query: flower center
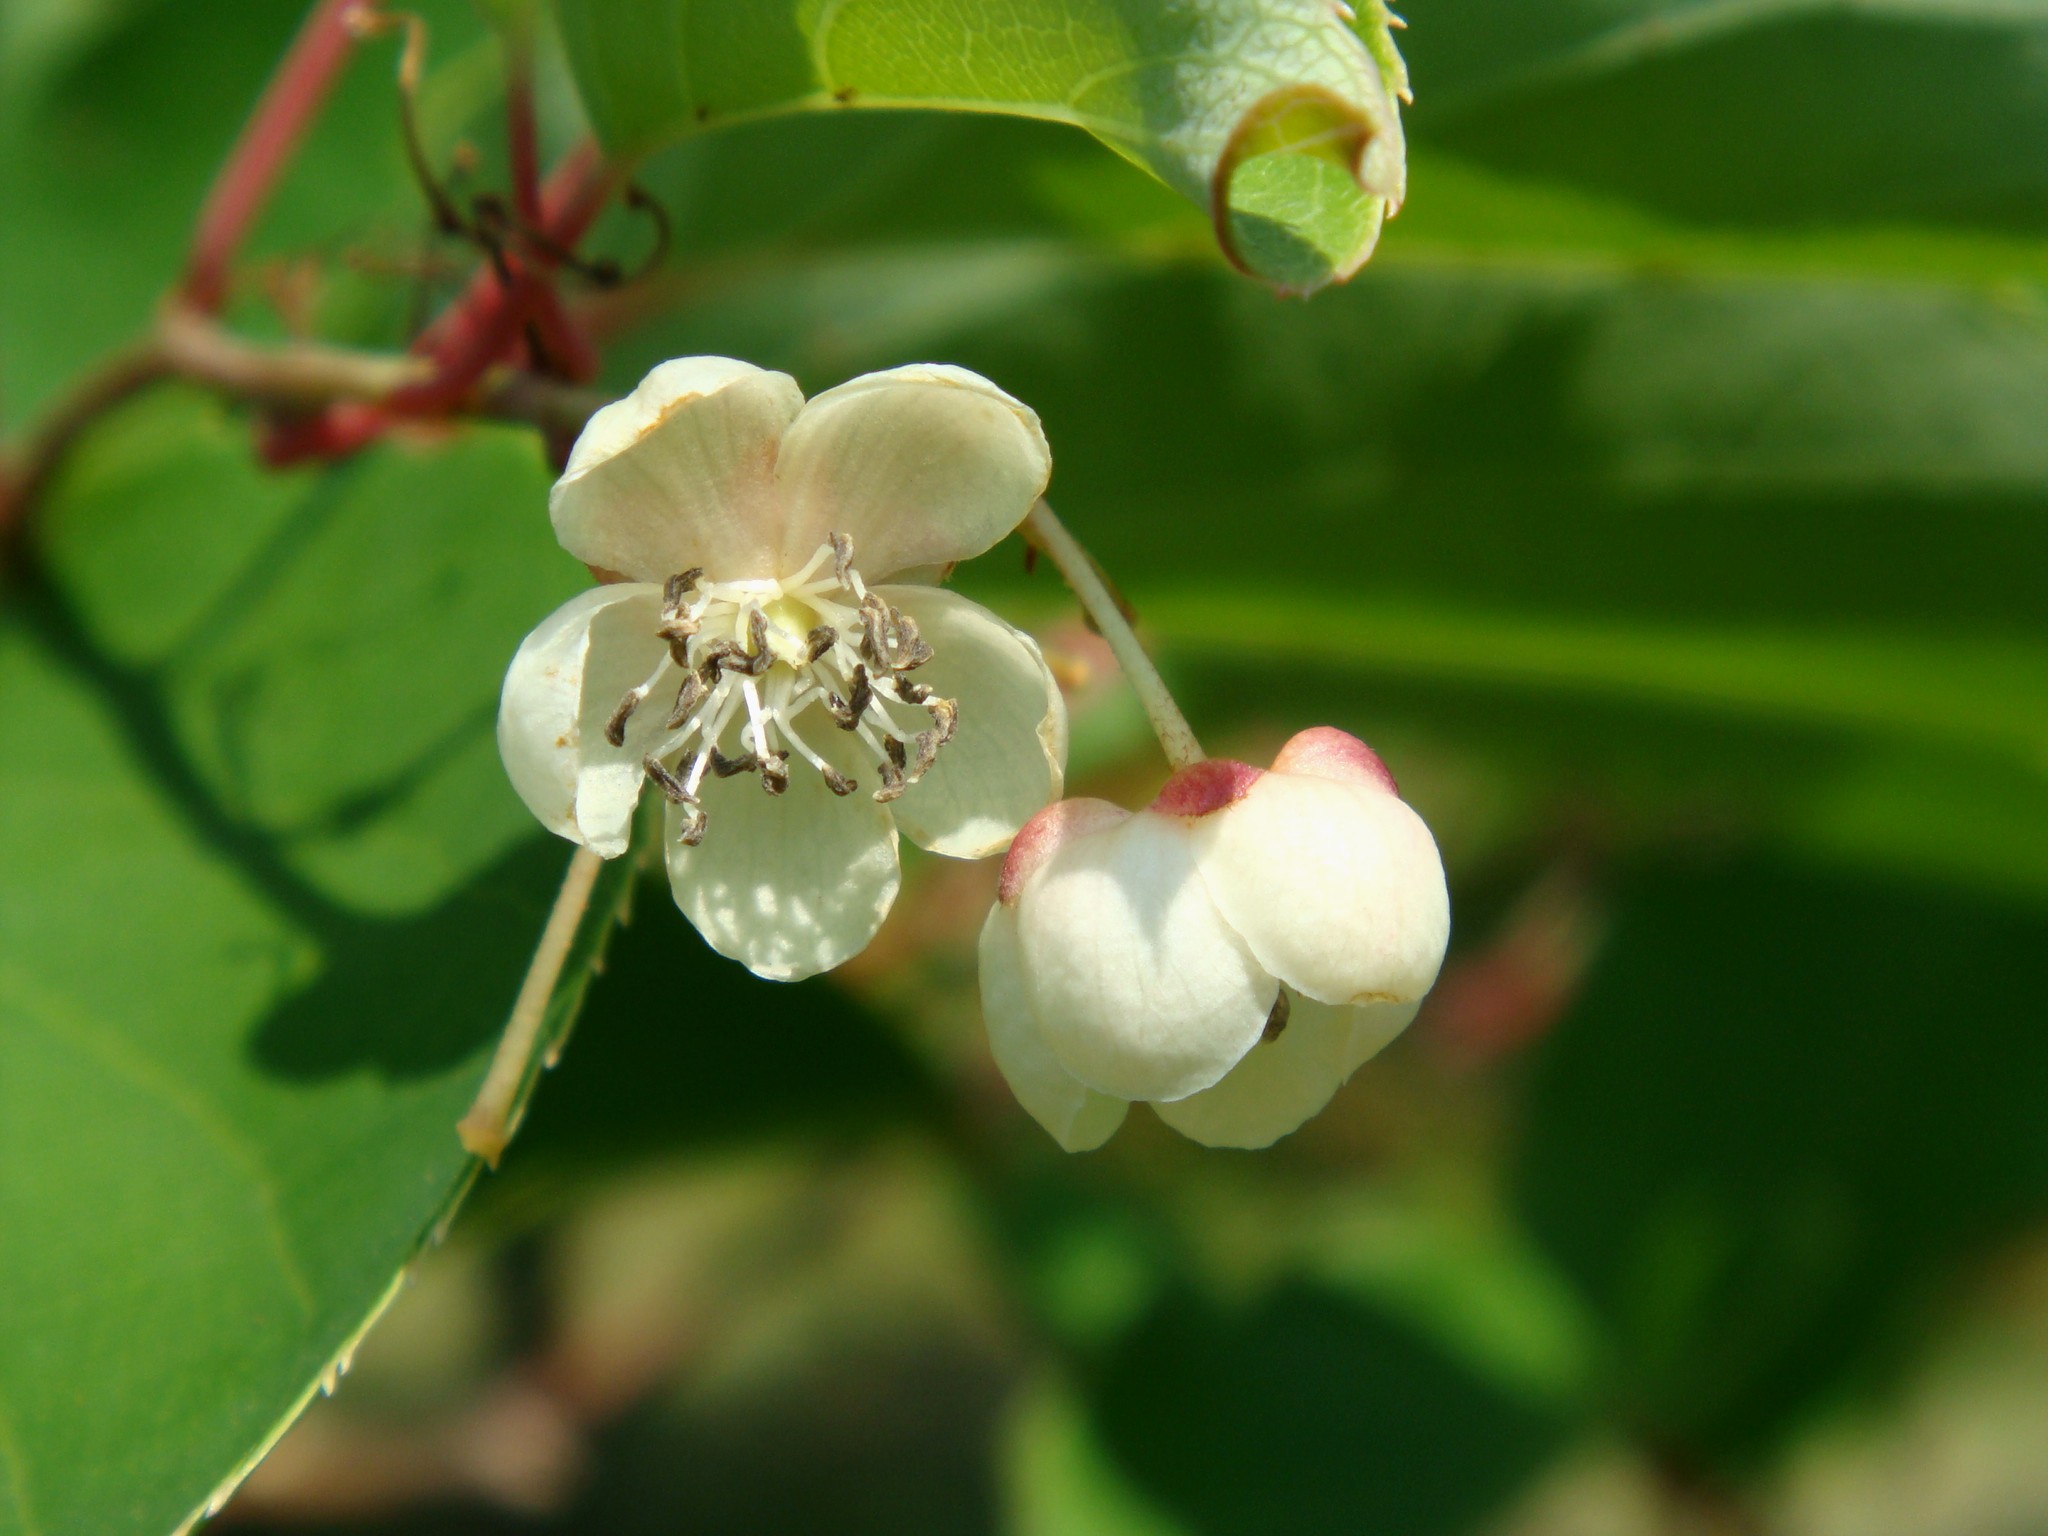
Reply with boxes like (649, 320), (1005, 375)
(603, 533), (957, 846)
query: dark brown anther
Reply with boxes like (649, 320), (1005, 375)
(926, 696), (958, 747)
(830, 532), (856, 588)
(697, 639), (744, 681)
(604, 689), (643, 748)
(873, 754), (906, 803)
(667, 636), (694, 668)
(909, 729), (943, 780)
(892, 677), (932, 705)
(675, 801), (708, 846)
(1262, 991), (1291, 1042)
(663, 568), (704, 611)
(845, 664), (872, 725)
(709, 747), (761, 778)
(666, 671), (707, 728)
(760, 751), (790, 796)
(657, 612), (701, 644)
(643, 754), (692, 804)
(883, 735), (908, 771)
(804, 625), (837, 663)
(891, 610), (933, 671)
(822, 766), (857, 797)
(859, 593), (892, 670)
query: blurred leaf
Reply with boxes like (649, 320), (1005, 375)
(0, 390), (629, 1535)
(1513, 858), (2048, 1467)
(1084, 1281), (1563, 1536)
(1400, 0), (2048, 230)
(551, 0), (1407, 292)
(506, 869), (943, 1175)
(0, 0), (494, 430)
(608, 179), (2048, 893)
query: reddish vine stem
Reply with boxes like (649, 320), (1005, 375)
(263, 138), (613, 464)
(0, 345), (174, 560)
(504, 28), (545, 230)
(181, 0), (380, 314)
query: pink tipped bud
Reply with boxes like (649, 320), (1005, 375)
(1149, 758), (1263, 817)
(998, 797), (1128, 905)
(1270, 726), (1397, 794)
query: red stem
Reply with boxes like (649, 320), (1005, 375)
(182, 0), (377, 314)
(262, 139), (613, 464)
(505, 44), (544, 230)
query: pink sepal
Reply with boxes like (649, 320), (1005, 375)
(1270, 726), (1397, 794)
(1149, 759), (1263, 818)
(997, 798), (1128, 905)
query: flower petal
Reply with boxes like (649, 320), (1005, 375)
(1153, 995), (1416, 1149)
(550, 357), (804, 582)
(979, 906), (1128, 1151)
(664, 759), (901, 982)
(497, 582), (667, 857)
(879, 586), (1066, 859)
(1191, 770), (1450, 1007)
(773, 364), (1050, 577)
(1016, 811), (1273, 1103)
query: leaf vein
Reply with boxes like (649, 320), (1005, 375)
(0, 962), (318, 1321)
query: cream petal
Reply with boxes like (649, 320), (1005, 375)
(497, 582), (666, 857)
(878, 586), (1066, 860)
(978, 907), (1128, 1151)
(1190, 770), (1450, 1008)
(1153, 995), (1417, 1149)
(1015, 811), (1273, 1103)
(663, 757), (901, 982)
(550, 357), (804, 582)
(773, 364), (1050, 577)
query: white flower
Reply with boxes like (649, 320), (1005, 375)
(499, 357), (1068, 982)
(979, 728), (1450, 1150)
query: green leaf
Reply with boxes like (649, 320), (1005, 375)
(0, 0), (496, 430)
(1512, 859), (2048, 1466)
(0, 391), (628, 1535)
(550, 0), (1407, 293)
(1084, 1281), (1563, 1536)
(607, 156), (2048, 896)
(1400, 0), (2048, 230)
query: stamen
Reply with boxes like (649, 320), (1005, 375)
(892, 610), (934, 671)
(665, 670), (707, 729)
(643, 754), (693, 804)
(760, 751), (790, 796)
(741, 678), (772, 759)
(778, 710), (858, 797)
(663, 568), (704, 610)
(841, 664), (873, 729)
(787, 543), (833, 587)
(1262, 991), (1291, 1042)
(697, 639), (745, 681)
(874, 751), (906, 803)
(804, 625), (837, 663)
(830, 532), (864, 597)
(674, 799), (707, 846)
(604, 688), (644, 748)
(709, 747), (760, 778)
(890, 676), (932, 705)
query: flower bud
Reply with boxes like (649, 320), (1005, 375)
(978, 728), (1450, 1149)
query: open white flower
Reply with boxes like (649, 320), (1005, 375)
(979, 728), (1450, 1150)
(499, 356), (1067, 982)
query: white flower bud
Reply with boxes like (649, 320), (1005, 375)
(978, 728), (1450, 1149)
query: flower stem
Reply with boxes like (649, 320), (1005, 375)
(181, 0), (377, 314)
(1023, 499), (1204, 771)
(457, 844), (606, 1167)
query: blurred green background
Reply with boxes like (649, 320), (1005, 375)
(3, 2), (2046, 1533)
